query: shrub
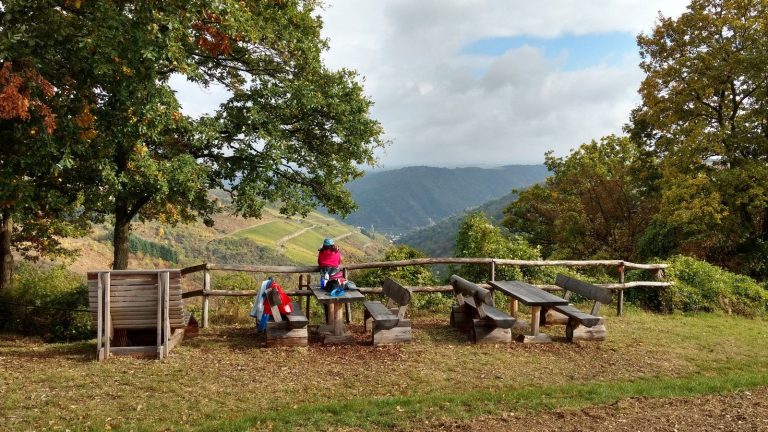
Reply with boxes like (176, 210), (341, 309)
(454, 211), (542, 282)
(209, 272), (260, 324)
(627, 255), (768, 317)
(0, 264), (93, 341)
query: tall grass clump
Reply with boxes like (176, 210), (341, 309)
(627, 255), (768, 317)
(0, 264), (92, 341)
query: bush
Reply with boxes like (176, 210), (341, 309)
(0, 264), (93, 341)
(627, 255), (768, 317)
(454, 211), (542, 282)
(209, 272), (260, 324)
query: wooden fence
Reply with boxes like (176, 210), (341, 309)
(180, 258), (671, 328)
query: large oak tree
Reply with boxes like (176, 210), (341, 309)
(2, 0), (384, 272)
(630, 0), (768, 276)
(0, 2), (94, 291)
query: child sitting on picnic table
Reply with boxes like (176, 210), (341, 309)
(318, 238), (343, 291)
(317, 238), (358, 293)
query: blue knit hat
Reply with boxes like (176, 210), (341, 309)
(323, 238), (334, 247)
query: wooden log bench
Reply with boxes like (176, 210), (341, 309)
(545, 274), (612, 342)
(363, 278), (412, 345)
(449, 275), (515, 343)
(264, 287), (309, 347)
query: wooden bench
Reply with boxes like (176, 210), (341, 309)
(449, 275), (515, 343)
(264, 287), (309, 347)
(87, 270), (185, 361)
(546, 274), (612, 342)
(363, 278), (412, 345)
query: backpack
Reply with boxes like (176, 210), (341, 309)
(263, 280), (293, 316)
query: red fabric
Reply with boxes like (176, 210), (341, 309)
(317, 249), (341, 267)
(263, 282), (293, 316)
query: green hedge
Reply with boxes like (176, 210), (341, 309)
(0, 264), (93, 341)
(627, 255), (768, 317)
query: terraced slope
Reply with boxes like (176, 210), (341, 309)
(230, 210), (386, 264)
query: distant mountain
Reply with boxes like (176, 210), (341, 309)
(340, 165), (548, 235)
(396, 190), (520, 258)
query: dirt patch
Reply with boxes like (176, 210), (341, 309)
(417, 387), (768, 431)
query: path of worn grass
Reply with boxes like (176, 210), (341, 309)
(1, 307), (767, 431)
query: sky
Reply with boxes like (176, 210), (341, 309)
(172, 0), (690, 168)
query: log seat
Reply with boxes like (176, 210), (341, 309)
(363, 278), (412, 345)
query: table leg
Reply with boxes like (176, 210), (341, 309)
(515, 305), (552, 344)
(510, 299), (518, 318)
(530, 306), (540, 336)
(332, 303), (344, 336)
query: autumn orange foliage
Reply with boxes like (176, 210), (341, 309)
(0, 62), (57, 134)
(191, 12), (232, 57)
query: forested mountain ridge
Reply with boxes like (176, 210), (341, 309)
(397, 190), (519, 257)
(339, 165), (548, 235)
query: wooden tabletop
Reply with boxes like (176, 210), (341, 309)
(488, 280), (569, 306)
(310, 286), (365, 304)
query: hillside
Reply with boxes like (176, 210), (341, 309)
(397, 190), (519, 257)
(339, 165), (548, 235)
(56, 207), (390, 274)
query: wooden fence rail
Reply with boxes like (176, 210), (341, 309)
(180, 258), (671, 328)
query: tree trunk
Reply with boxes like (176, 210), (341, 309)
(0, 210), (13, 292)
(113, 206), (131, 270)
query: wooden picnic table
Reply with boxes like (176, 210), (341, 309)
(310, 286), (364, 344)
(488, 280), (569, 343)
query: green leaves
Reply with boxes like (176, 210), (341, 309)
(631, 0), (768, 277)
(503, 135), (658, 261)
(3, 0), (384, 269)
(455, 211), (540, 282)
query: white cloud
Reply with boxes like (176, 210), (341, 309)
(319, 0), (689, 167)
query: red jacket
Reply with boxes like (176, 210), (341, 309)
(263, 281), (293, 316)
(317, 248), (341, 267)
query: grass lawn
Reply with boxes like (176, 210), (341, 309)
(1, 307), (767, 431)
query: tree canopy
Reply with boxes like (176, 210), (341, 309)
(455, 211), (540, 282)
(0, 0), (384, 272)
(502, 0), (768, 279)
(503, 135), (659, 261)
(630, 0), (768, 277)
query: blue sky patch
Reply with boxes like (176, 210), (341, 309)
(462, 32), (638, 71)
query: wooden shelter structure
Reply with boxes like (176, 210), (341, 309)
(88, 270), (186, 361)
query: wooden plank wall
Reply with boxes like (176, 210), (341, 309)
(87, 271), (184, 329)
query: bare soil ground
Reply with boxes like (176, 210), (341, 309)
(417, 387), (768, 431)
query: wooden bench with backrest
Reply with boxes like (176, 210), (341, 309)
(449, 275), (516, 343)
(363, 278), (412, 345)
(546, 274), (612, 342)
(88, 270), (187, 361)
(263, 286), (309, 347)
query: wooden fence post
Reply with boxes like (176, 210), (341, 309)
(97, 272), (104, 361)
(157, 272), (163, 359)
(104, 272), (111, 360)
(617, 263), (625, 317)
(163, 271), (170, 359)
(202, 269), (210, 328)
(488, 261), (496, 306)
(490, 261), (496, 282)
(343, 268), (351, 324)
